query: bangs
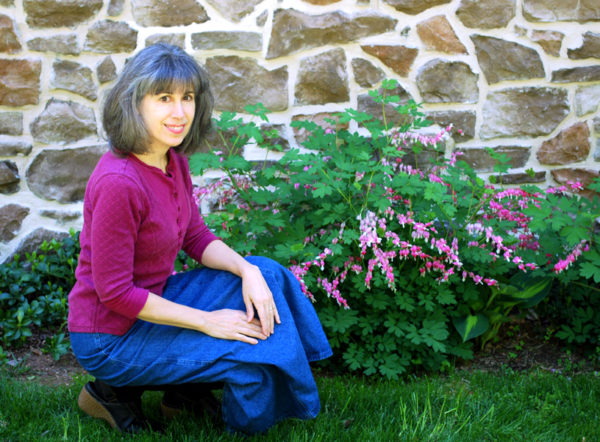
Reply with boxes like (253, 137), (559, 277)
(143, 57), (202, 96)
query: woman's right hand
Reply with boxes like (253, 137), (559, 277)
(201, 309), (268, 344)
(137, 293), (268, 345)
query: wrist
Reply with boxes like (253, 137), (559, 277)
(238, 261), (259, 279)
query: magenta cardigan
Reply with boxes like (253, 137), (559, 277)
(68, 149), (217, 335)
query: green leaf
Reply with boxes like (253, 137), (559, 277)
(452, 313), (490, 342)
(313, 185), (333, 198)
(499, 273), (553, 308)
(188, 152), (222, 175)
(290, 243), (305, 253)
(560, 225), (588, 246)
(579, 261), (600, 283)
(243, 103), (270, 121)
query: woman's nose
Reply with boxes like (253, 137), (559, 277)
(172, 100), (185, 117)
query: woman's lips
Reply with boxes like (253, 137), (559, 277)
(165, 124), (186, 134)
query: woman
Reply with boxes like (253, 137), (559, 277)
(68, 43), (332, 435)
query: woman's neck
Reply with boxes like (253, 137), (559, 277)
(133, 149), (170, 173)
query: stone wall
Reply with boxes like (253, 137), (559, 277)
(1, 0), (600, 262)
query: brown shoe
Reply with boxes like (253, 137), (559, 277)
(78, 381), (154, 433)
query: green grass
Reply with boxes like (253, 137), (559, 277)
(0, 368), (598, 441)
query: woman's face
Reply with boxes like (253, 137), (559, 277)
(139, 88), (196, 155)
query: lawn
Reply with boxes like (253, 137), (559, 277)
(1, 365), (598, 441)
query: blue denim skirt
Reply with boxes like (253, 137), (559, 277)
(70, 256), (332, 434)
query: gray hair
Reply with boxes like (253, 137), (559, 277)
(102, 43), (213, 155)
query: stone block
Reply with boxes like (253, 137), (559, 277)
(360, 45), (418, 77)
(530, 30), (563, 57)
(205, 0), (262, 22)
(417, 15), (467, 54)
(383, 0), (451, 15)
(256, 10), (268, 27)
(206, 56), (288, 112)
(26, 144), (106, 203)
(96, 56), (117, 84)
(457, 0), (516, 29)
(551, 66), (600, 83)
(107, 0), (124, 16)
(267, 9), (397, 59)
(26, 34), (80, 55)
(492, 171), (546, 184)
(352, 58), (385, 88)
(39, 209), (81, 224)
(523, 0), (600, 23)
(0, 15), (21, 53)
(0, 59), (41, 106)
(456, 146), (531, 172)
(51, 59), (97, 101)
(132, 0), (209, 27)
(0, 160), (19, 194)
(11, 228), (70, 258)
(481, 87), (568, 139)
(145, 34), (185, 48)
(84, 20), (138, 53)
(30, 99), (97, 145)
(292, 112), (349, 146)
(471, 35), (544, 84)
(0, 141), (32, 156)
(0, 204), (29, 242)
(295, 48), (349, 105)
(537, 122), (591, 165)
(24, 0), (103, 28)
(426, 110), (476, 142)
(574, 85), (600, 117)
(551, 168), (600, 199)
(0, 112), (22, 135)
(568, 32), (600, 60)
(416, 59), (478, 103)
(192, 31), (262, 52)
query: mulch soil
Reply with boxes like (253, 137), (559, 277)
(4, 319), (597, 387)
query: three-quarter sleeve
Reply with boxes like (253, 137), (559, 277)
(88, 174), (150, 319)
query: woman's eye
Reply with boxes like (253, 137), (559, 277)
(184, 94), (194, 101)
(159, 95), (170, 102)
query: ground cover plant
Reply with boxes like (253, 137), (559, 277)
(0, 232), (79, 363)
(190, 80), (600, 378)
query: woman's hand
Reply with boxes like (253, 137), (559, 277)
(199, 240), (282, 337)
(137, 294), (268, 344)
(202, 309), (268, 344)
(241, 264), (281, 336)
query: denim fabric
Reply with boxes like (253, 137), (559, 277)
(70, 256), (332, 434)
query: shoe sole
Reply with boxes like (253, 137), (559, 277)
(78, 384), (118, 430)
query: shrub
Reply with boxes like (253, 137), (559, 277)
(0, 230), (79, 360)
(190, 80), (600, 378)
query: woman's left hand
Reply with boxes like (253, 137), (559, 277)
(241, 264), (281, 336)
